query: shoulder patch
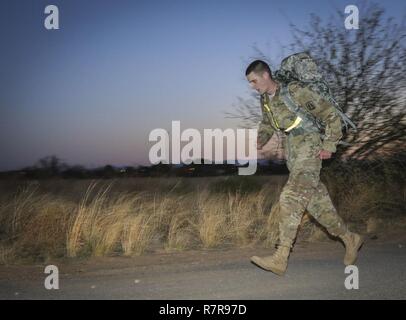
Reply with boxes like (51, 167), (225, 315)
(305, 101), (316, 111)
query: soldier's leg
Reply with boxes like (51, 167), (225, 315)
(306, 181), (364, 265)
(251, 134), (321, 274)
(251, 159), (321, 274)
(278, 158), (322, 247)
(306, 181), (347, 237)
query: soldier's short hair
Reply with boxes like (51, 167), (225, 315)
(245, 60), (272, 78)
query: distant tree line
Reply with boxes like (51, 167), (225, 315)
(1, 150), (404, 180)
(0, 155), (289, 179)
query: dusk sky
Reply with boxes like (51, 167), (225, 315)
(1, 0), (404, 170)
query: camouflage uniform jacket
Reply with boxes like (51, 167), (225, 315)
(258, 81), (343, 153)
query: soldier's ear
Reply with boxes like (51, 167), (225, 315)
(264, 71), (273, 81)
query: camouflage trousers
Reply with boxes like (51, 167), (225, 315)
(278, 132), (347, 248)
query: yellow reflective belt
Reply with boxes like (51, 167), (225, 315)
(263, 102), (280, 130)
(285, 116), (302, 132)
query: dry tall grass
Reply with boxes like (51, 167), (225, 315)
(0, 163), (404, 264)
(198, 190), (228, 248)
(0, 184), (74, 261)
(67, 182), (160, 257)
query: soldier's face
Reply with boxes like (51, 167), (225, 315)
(247, 71), (271, 94)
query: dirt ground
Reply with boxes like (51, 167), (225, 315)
(1, 226), (405, 300)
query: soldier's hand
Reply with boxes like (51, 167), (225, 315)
(318, 149), (332, 160)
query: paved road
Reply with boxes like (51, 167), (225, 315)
(1, 238), (405, 300)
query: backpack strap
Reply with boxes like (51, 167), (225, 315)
(279, 84), (321, 134)
(298, 80), (358, 132)
(280, 84), (354, 146)
(331, 101), (358, 131)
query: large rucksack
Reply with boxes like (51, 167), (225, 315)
(274, 52), (357, 134)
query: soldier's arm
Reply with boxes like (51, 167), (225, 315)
(288, 83), (343, 153)
(257, 96), (275, 148)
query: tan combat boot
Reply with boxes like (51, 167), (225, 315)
(250, 245), (290, 276)
(340, 231), (364, 265)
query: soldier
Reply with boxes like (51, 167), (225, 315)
(246, 60), (364, 276)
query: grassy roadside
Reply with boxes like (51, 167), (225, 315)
(0, 161), (404, 264)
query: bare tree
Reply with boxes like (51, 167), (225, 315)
(36, 155), (67, 176)
(229, 3), (406, 160)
